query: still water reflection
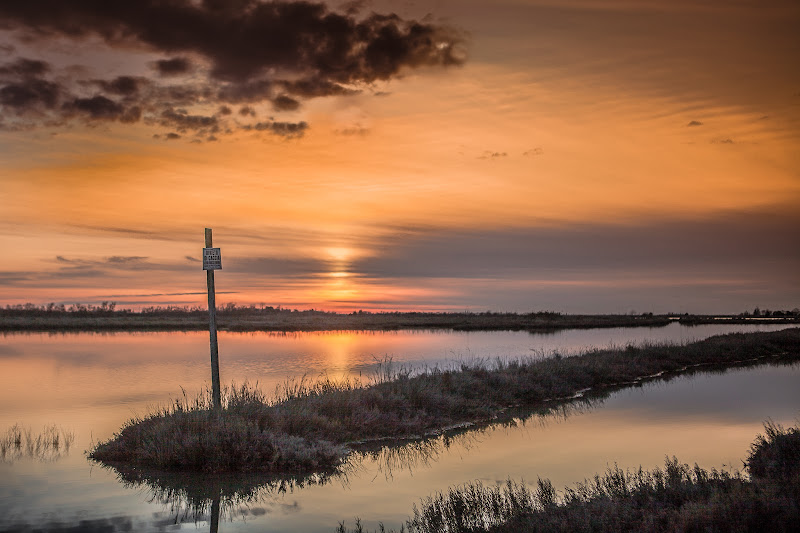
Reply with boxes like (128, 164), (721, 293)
(0, 324), (797, 532)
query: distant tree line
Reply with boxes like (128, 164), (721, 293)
(0, 302), (566, 319)
(739, 307), (800, 317)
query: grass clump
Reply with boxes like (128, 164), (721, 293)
(337, 422), (800, 532)
(91, 328), (800, 474)
(1, 424), (74, 462)
(90, 383), (347, 473)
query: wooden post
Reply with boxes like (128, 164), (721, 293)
(205, 228), (222, 411)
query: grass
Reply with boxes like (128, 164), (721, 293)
(1, 424), (75, 462)
(89, 328), (800, 474)
(337, 421), (800, 532)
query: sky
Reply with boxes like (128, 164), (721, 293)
(0, 0), (798, 314)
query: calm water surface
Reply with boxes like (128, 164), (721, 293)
(0, 323), (797, 532)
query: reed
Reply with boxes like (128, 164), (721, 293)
(0, 424), (75, 462)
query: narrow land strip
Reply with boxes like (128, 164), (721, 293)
(89, 328), (800, 474)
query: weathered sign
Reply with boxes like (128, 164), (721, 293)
(203, 247), (222, 270)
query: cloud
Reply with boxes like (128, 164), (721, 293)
(523, 147), (543, 156)
(271, 94), (301, 111)
(352, 207), (800, 281)
(56, 255), (148, 267)
(158, 108), (218, 133)
(152, 57), (193, 76)
(335, 125), (370, 136)
(92, 76), (148, 96)
(479, 151), (507, 159)
(0, 0), (466, 140)
(251, 120), (309, 138)
(687, 120), (703, 127)
(0, 57), (49, 78)
(48, 255), (196, 278)
(0, 77), (61, 111)
(62, 95), (138, 122)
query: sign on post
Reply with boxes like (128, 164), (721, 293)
(204, 229), (222, 412)
(203, 247), (222, 270)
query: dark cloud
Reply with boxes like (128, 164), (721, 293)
(353, 207), (800, 281)
(252, 120), (308, 137)
(153, 57), (193, 76)
(687, 120), (703, 127)
(0, 78), (61, 110)
(523, 147), (543, 156)
(0, 57), (49, 78)
(0, 0), (465, 139)
(93, 76), (147, 96)
(278, 77), (359, 98)
(272, 94), (301, 111)
(63, 95), (126, 120)
(159, 108), (218, 132)
(165, 132), (181, 140)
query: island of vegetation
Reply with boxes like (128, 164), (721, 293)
(89, 328), (800, 476)
(2, 302), (798, 332)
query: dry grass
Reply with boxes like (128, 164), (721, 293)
(0, 424), (75, 462)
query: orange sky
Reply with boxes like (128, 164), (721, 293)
(1, 0), (798, 313)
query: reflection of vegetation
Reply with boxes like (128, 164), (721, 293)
(338, 422), (800, 532)
(90, 329), (800, 474)
(350, 398), (602, 482)
(0, 424), (74, 463)
(100, 461), (343, 527)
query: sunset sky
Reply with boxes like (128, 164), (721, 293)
(1, 0), (798, 314)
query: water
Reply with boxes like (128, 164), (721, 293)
(0, 323), (797, 532)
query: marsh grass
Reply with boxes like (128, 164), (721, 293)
(90, 328), (800, 474)
(0, 424), (75, 462)
(337, 422), (800, 532)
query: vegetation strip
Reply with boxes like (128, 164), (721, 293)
(337, 422), (800, 533)
(89, 328), (800, 474)
(4, 303), (797, 333)
(0, 304), (678, 332)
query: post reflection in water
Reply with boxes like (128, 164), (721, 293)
(96, 458), (355, 531)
